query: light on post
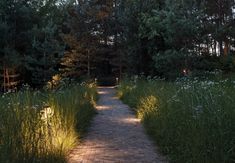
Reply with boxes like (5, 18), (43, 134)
(116, 77), (119, 85)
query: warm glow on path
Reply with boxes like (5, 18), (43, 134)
(68, 87), (166, 163)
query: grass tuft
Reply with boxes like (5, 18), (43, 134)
(0, 83), (97, 163)
(118, 77), (235, 163)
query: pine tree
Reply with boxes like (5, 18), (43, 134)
(25, 21), (63, 87)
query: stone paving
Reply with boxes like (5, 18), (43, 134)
(68, 87), (167, 163)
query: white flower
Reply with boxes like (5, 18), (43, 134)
(181, 84), (191, 90)
(193, 105), (203, 118)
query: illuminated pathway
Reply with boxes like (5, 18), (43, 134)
(68, 87), (166, 163)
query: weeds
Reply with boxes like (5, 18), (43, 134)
(0, 83), (97, 163)
(118, 77), (235, 163)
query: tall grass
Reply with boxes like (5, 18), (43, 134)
(118, 77), (235, 163)
(0, 83), (97, 163)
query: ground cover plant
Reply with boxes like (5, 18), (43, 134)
(0, 82), (97, 163)
(118, 76), (235, 163)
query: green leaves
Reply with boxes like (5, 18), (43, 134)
(0, 0), (67, 87)
(153, 50), (188, 78)
(26, 21), (63, 86)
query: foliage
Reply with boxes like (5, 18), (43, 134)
(120, 0), (235, 77)
(26, 21), (64, 87)
(118, 77), (235, 162)
(0, 0), (66, 88)
(60, 0), (125, 79)
(153, 50), (188, 78)
(0, 83), (97, 163)
(1, 0), (235, 85)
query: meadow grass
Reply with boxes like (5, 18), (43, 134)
(118, 77), (235, 163)
(0, 82), (97, 163)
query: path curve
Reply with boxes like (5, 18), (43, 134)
(68, 87), (166, 163)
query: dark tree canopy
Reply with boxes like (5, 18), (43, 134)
(0, 0), (235, 89)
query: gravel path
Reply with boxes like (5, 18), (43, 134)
(68, 87), (166, 163)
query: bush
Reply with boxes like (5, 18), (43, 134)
(153, 50), (187, 79)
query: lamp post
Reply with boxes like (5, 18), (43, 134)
(116, 77), (119, 85)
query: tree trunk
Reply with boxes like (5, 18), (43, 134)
(219, 41), (223, 56)
(6, 68), (10, 89)
(224, 39), (229, 56)
(214, 40), (217, 56)
(3, 66), (10, 92)
(3, 66), (6, 92)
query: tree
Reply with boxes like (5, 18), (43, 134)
(61, 0), (124, 79)
(0, 0), (31, 90)
(119, 0), (235, 78)
(26, 21), (63, 87)
(0, 0), (66, 89)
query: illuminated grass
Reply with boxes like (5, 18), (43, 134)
(0, 83), (97, 163)
(118, 78), (235, 163)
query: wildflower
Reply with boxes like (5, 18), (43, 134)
(181, 84), (191, 90)
(193, 105), (203, 118)
(133, 75), (139, 83)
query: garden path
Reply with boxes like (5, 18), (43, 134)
(68, 87), (166, 163)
